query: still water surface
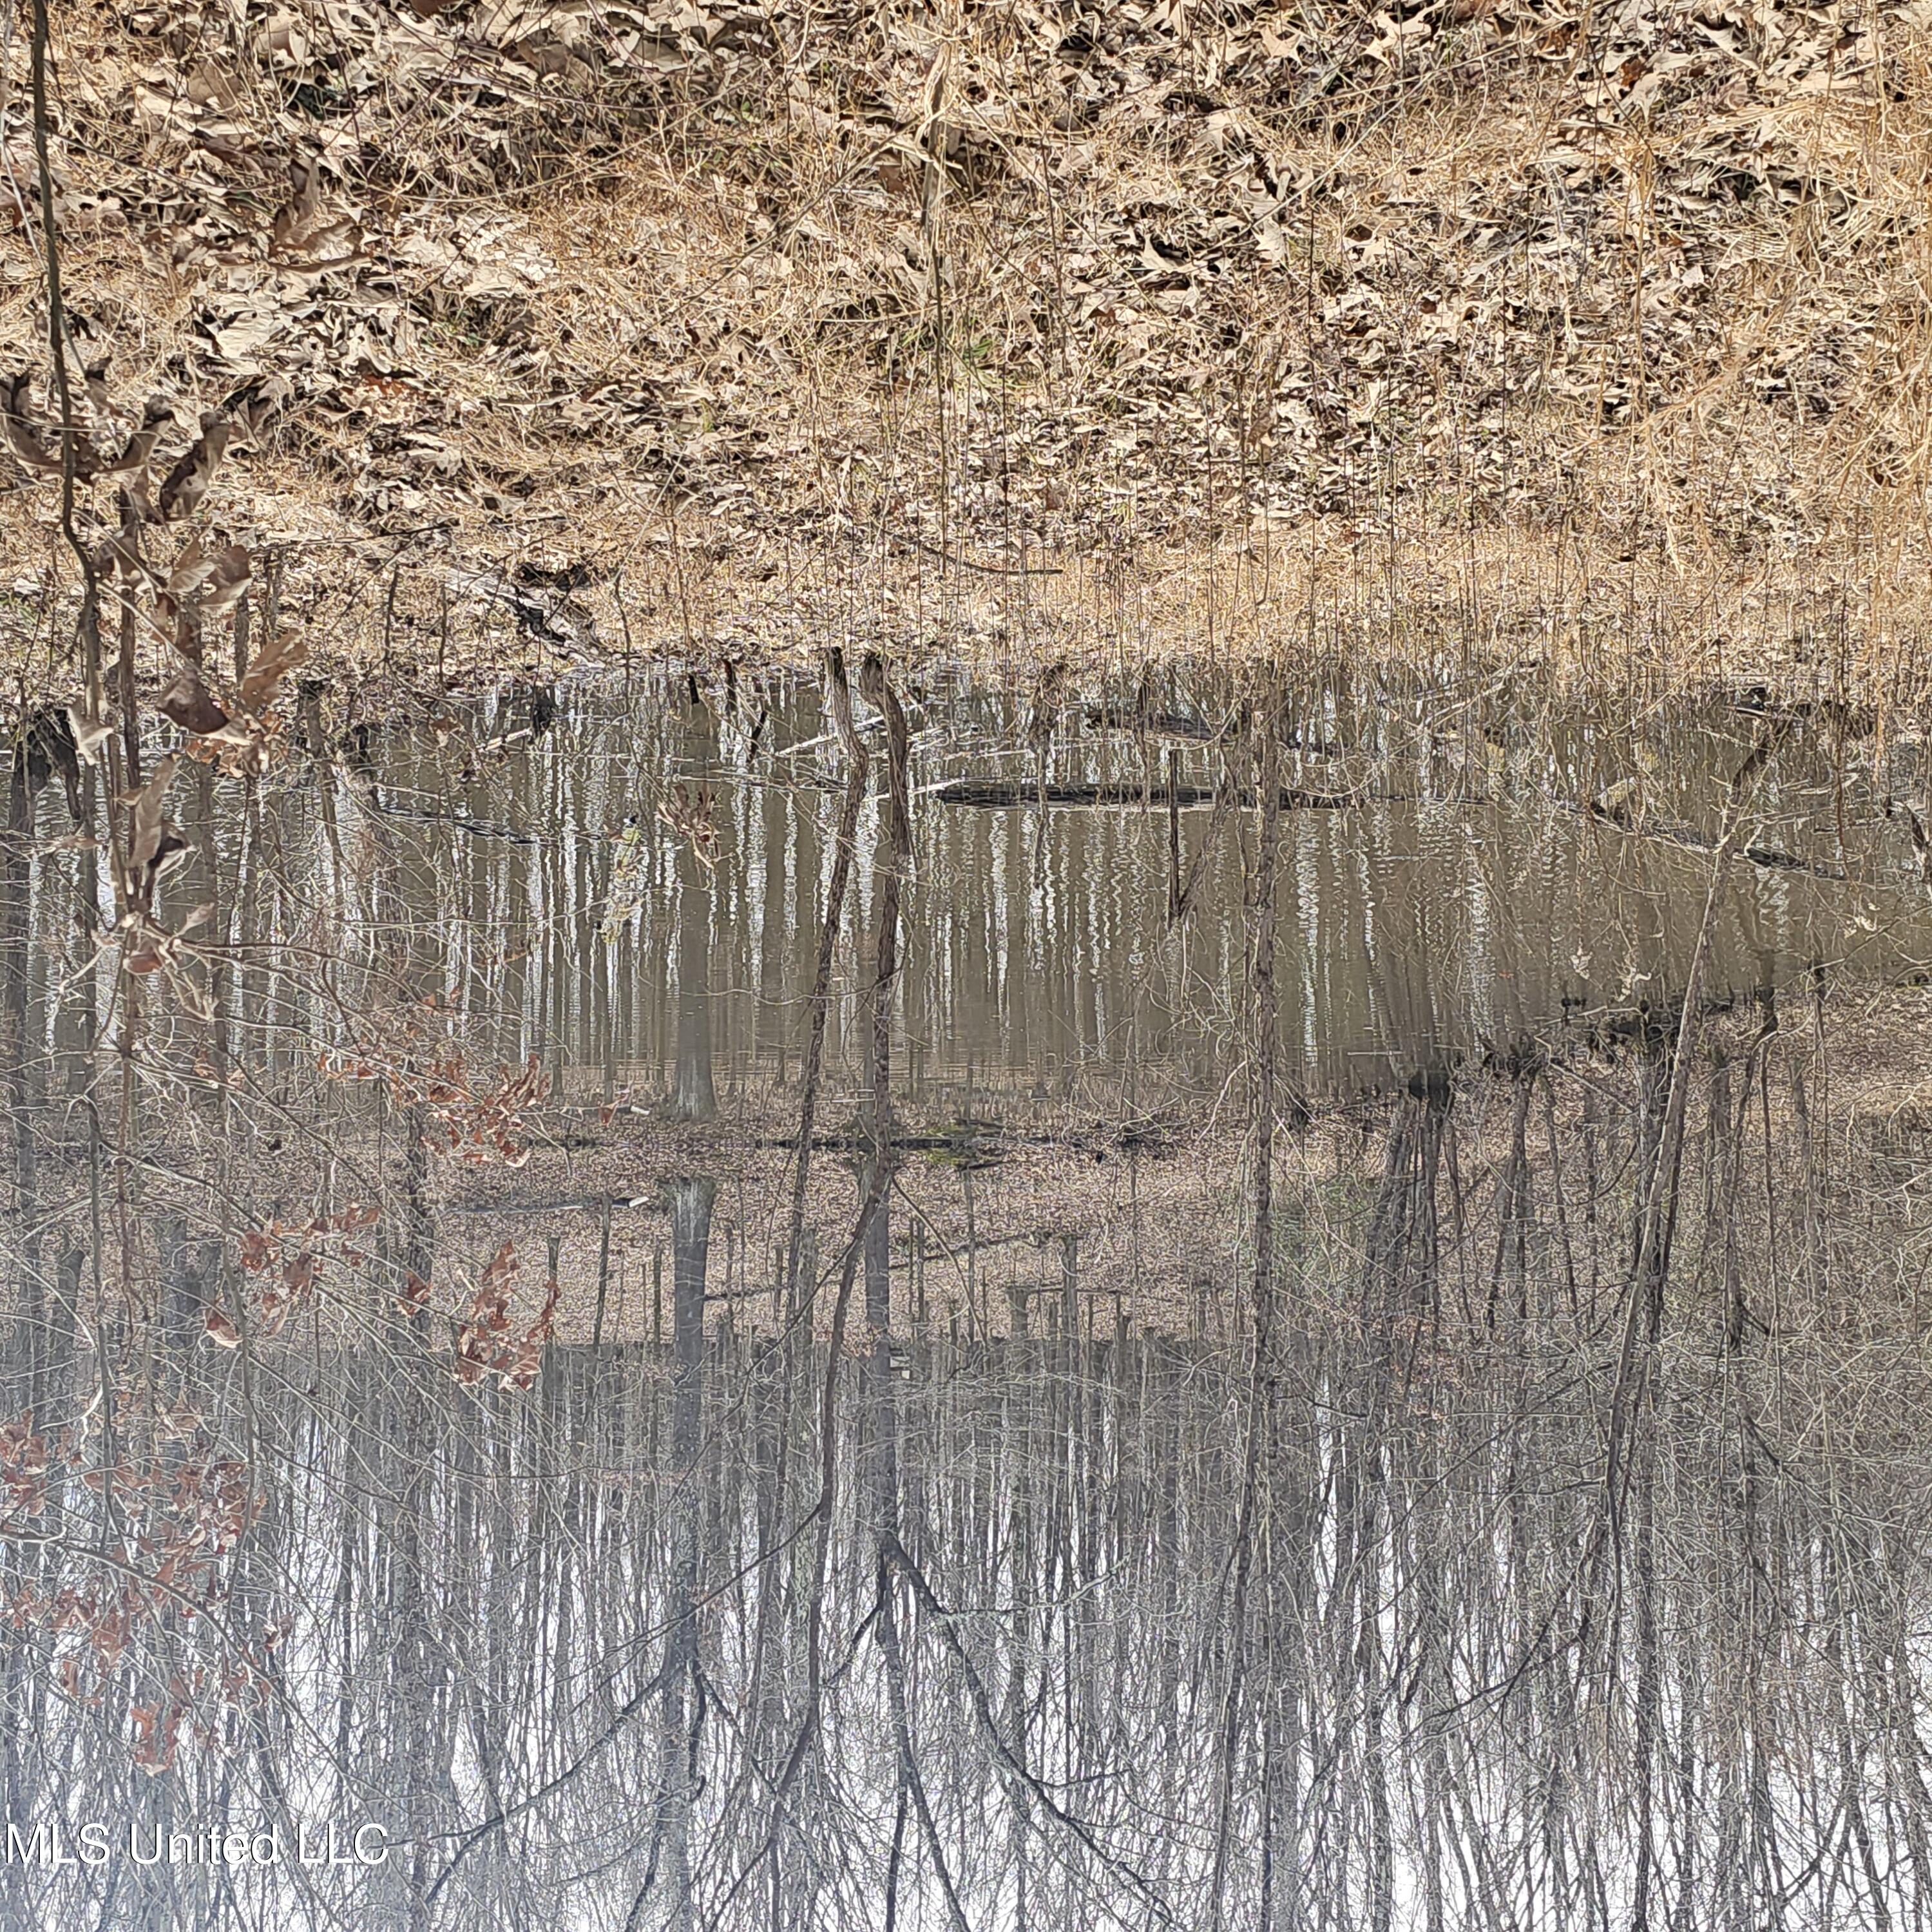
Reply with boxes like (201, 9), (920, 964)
(0, 665), (1926, 1929)
(278, 673), (1932, 1099)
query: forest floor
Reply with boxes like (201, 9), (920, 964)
(2, 0), (1931, 716)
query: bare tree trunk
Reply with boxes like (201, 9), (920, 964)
(2, 754), (40, 1379)
(667, 834), (717, 1124)
(658, 1176), (714, 1932)
(783, 651), (866, 1316)
(856, 651), (910, 1337)
(1211, 702), (1285, 1927)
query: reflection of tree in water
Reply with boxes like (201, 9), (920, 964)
(3, 1237), (1927, 1927)
(3, 673), (1932, 1926)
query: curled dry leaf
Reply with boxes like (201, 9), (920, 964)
(158, 667), (229, 736)
(204, 1306), (242, 1348)
(157, 414), (229, 521)
(128, 754), (181, 872)
(0, 372), (59, 472)
(66, 703), (117, 765)
(238, 627), (307, 713)
(92, 397), (172, 481)
(198, 544), (251, 623)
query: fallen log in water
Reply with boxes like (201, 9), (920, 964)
(932, 779), (1380, 808)
(931, 779), (1871, 885)
(1582, 801), (1850, 881)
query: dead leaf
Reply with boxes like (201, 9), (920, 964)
(66, 704), (116, 765)
(93, 397), (171, 481)
(158, 667), (229, 736)
(128, 753), (180, 872)
(204, 1306), (242, 1348)
(238, 627), (307, 712)
(0, 373), (59, 472)
(157, 414), (229, 521)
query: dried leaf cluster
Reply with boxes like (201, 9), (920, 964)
(1, 1408), (265, 1776)
(452, 1239), (561, 1391)
(323, 1035), (551, 1165)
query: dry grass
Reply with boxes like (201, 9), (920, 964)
(5, 0), (1932, 708)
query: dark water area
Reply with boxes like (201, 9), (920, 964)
(1, 662), (1929, 1929)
